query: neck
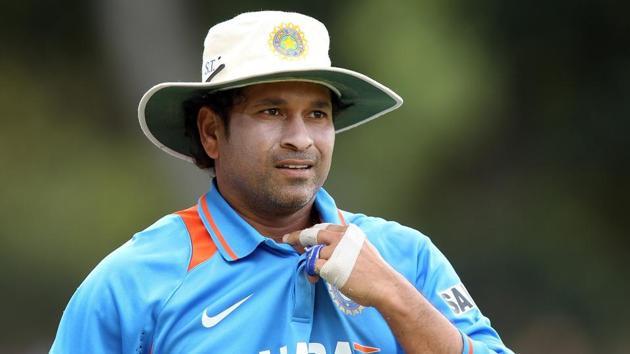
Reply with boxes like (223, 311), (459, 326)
(214, 182), (319, 243)
(232, 203), (317, 243)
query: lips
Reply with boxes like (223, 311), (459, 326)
(278, 164), (310, 169)
(272, 150), (319, 180)
(275, 159), (314, 171)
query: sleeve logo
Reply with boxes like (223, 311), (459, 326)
(439, 283), (477, 315)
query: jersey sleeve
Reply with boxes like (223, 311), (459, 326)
(50, 252), (128, 354)
(414, 233), (514, 354)
(50, 214), (191, 354)
(347, 212), (514, 354)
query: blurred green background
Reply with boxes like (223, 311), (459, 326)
(1, 0), (628, 352)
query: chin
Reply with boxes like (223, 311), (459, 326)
(269, 185), (318, 211)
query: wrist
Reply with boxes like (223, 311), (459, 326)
(371, 271), (418, 314)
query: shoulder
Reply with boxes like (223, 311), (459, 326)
(76, 213), (193, 309)
(340, 210), (430, 252)
(52, 213), (194, 351)
(340, 210), (455, 285)
(92, 213), (191, 280)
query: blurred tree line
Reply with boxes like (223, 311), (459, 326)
(0, 0), (628, 352)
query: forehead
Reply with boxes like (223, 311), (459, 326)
(239, 81), (333, 103)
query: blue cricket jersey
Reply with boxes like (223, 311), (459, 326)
(51, 181), (513, 353)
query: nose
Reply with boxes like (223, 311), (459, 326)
(280, 115), (313, 151)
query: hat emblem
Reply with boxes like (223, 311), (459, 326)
(269, 23), (307, 59)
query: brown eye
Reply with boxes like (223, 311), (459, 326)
(311, 111), (328, 119)
(263, 108), (280, 116)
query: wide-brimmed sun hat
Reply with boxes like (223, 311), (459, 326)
(138, 11), (403, 163)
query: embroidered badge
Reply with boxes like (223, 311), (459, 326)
(269, 23), (307, 59)
(327, 283), (365, 315)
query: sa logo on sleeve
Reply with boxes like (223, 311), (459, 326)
(439, 283), (477, 315)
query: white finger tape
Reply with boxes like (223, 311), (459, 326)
(298, 223), (330, 247)
(320, 224), (366, 289)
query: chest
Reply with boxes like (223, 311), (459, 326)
(151, 251), (398, 354)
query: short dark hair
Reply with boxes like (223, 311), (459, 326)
(183, 87), (351, 170)
(183, 89), (243, 170)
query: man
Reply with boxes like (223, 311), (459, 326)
(51, 11), (513, 354)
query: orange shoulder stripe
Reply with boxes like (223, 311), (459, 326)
(175, 206), (218, 271)
(467, 336), (474, 354)
(337, 209), (347, 226)
(200, 196), (239, 261)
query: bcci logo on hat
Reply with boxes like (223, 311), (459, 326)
(269, 23), (308, 59)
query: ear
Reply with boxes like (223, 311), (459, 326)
(197, 106), (222, 159)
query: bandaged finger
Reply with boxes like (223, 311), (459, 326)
(298, 223), (330, 247)
(319, 224), (366, 288)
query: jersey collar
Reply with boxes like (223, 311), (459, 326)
(196, 179), (345, 262)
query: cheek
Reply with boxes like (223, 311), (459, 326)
(317, 129), (335, 161)
(233, 129), (277, 164)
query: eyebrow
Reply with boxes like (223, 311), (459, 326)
(311, 100), (332, 109)
(250, 98), (332, 109)
(251, 98), (287, 107)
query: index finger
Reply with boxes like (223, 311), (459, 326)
(282, 223), (330, 249)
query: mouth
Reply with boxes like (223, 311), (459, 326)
(275, 160), (314, 171)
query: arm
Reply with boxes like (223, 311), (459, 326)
(368, 263), (463, 354)
(284, 223), (513, 354)
(285, 224), (460, 353)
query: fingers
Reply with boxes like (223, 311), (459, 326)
(304, 243), (328, 284)
(319, 224), (366, 289)
(315, 258), (326, 273)
(298, 223), (330, 247)
(282, 223), (347, 251)
(305, 244), (324, 276)
(317, 243), (334, 260)
(301, 234), (335, 283)
(281, 224), (320, 251)
(306, 274), (319, 284)
(306, 258), (328, 284)
(284, 223), (363, 289)
(322, 224), (347, 232)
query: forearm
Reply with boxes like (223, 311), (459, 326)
(374, 272), (462, 354)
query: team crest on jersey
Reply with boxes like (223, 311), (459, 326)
(269, 23), (307, 59)
(327, 283), (364, 315)
(439, 283), (477, 315)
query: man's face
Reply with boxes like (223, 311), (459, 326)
(211, 81), (335, 215)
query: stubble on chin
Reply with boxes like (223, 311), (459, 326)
(258, 178), (319, 214)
